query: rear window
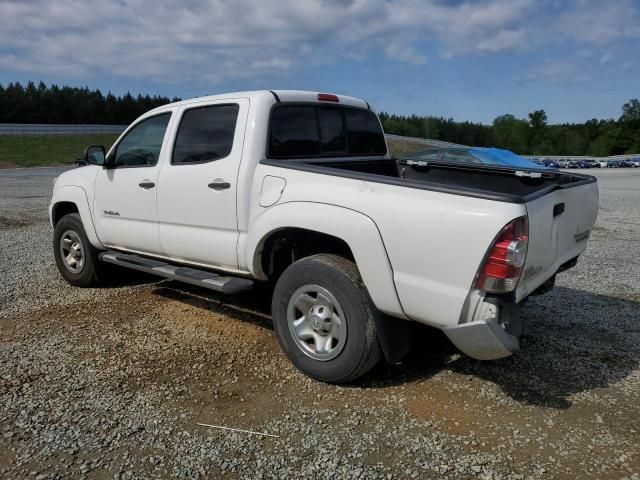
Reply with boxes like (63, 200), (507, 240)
(318, 108), (346, 154)
(269, 106), (320, 158)
(268, 105), (386, 158)
(344, 109), (387, 155)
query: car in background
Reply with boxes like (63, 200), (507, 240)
(607, 160), (621, 168)
(542, 159), (560, 169)
(411, 147), (546, 169)
(588, 160), (601, 168)
(631, 159), (640, 167)
(576, 160), (591, 169)
(566, 160), (579, 168)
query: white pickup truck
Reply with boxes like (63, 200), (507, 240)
(50, 90), (598, 383)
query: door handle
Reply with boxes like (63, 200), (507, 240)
(208, 181), (231, 191)
(139, 181), (155, 189)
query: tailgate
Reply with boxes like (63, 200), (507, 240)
(516, 178), (598, 301)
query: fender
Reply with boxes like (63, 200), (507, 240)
(244, 201), (407, 319)
(50, 185), (104, 249)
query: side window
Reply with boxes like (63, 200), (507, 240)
(172, 104), (239, 164)
(344, 109), (386, 155)
(114, 113), (171, 167)
(269, 106), (320, 158)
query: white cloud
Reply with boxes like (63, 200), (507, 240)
(384, 42), (427, 65)
(621, 61), (634, 72)
(519, 62), (590, 83)
(0, 0), (535, 84)
(599, 51), (613, 65)
(0, 0), (638, 87)
(552, 0), (640, 44)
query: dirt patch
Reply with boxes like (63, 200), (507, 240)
(406, 377), (502, 436)
(0, 215), (34, 229)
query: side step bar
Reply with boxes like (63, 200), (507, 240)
(99, 252), (254, 294)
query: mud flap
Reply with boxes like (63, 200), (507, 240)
(374, 313), (412, 364)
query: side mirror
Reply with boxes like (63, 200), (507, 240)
(84, 145), (106, 166)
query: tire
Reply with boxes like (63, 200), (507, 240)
(53, 213), (103, 287)
(271, 254), (382, 383)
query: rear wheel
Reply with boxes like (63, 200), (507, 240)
(53, 213), (103, 287)
(271, 254), (382, 383)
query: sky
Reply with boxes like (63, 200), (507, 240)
(0, 0), (639, 124)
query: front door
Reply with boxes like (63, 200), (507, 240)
(156, 99), (248, 270)
(94, 112), (172, 254)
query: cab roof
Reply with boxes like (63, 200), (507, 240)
(148, 90), (370, 114)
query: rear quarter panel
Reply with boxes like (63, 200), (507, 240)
(246, 164), (526, 328)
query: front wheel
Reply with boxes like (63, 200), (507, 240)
(271, 254), (382, 383)
(53, 213), (103, 287)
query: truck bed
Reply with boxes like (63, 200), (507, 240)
(261, 157), (596, 204)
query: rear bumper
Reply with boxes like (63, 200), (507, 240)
(444, 317), (520, 360)
(444, 296), (521, 360)
(444, 255), (579, 360)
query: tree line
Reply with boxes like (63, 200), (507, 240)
(0, 81), (179, 125)
(1, 81), (639, 155)
(380, 99), (640, 156)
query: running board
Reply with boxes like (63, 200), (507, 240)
(99, 252), (254, 294)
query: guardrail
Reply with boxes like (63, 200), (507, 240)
(0, 123), (127, 135)
(523, 153), (640, 161)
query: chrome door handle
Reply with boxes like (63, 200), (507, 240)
(139, 181), (155, 189)
(208, 181), (231, 190)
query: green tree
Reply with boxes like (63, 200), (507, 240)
(620, 99), (640, 123)
(528, 110), (548, 130)
(492, 114), (530, 154)
(0, 81), (177, 124)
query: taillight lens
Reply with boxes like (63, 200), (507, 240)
(475, 217), (529, 293)
(317, 93), (339, 102)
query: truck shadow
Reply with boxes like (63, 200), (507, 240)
(150, 280), (274, 331)
(149, 281), (639, 410)
(367, 287), (640, 409)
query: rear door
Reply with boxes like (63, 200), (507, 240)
(156, 99), (249, 270)
(517, 180), (598, 299)
(93, 112), (173, 254)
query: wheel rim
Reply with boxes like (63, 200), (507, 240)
(59, 230), (85, 274)
(286, 284), (347, 361)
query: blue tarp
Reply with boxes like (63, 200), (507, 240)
(469, 147), (545, 169)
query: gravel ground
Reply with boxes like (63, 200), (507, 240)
(1, 167), (639, 479)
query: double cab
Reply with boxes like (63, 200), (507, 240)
(50, 90), (598, 382)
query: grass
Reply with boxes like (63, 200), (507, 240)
(0, 134), (429, 168)
(0, 134), (119, 168)
(386, 138), (433, 157)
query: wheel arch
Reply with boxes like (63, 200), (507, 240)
(51, 201), (79, 226)
(245, 202), (406, 319)
(50, 186), (103, 249)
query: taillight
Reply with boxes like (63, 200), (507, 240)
(475, 217), (529, 293)
(317, 93), (339, 102)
